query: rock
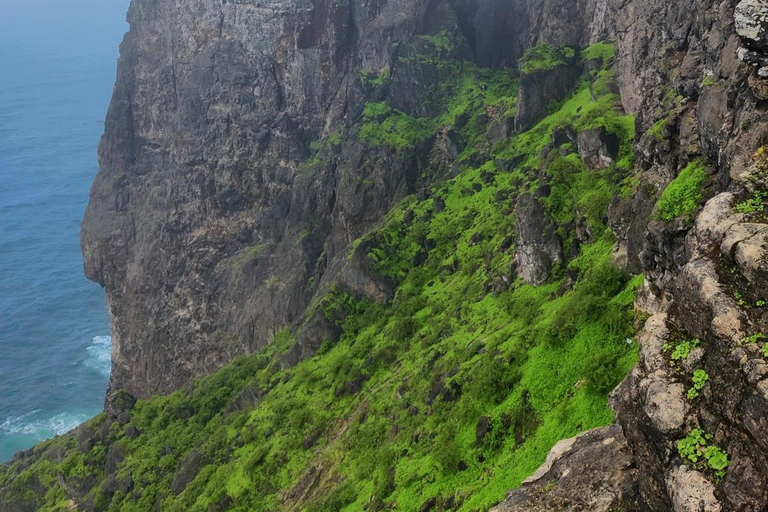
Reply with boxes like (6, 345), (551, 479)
(515, 194), (564, 285)
(515, 61), (582, 132)
(476, 416), (491, 445)
(735, 0), (768, 51)
(491, 424), (642, 512)
(419, 497), (437, 512)
(667, 466), (722, 512)
(576, 127), (620, 170)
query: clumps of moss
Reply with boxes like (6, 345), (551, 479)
(579, 41), (616, 64)
(360, 68), (390, 92)
(655, 160), (708, 222)
(359, 102), (434, 150)
(519, 42), (576, 75)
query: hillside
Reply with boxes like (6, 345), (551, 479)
(3, 0), (768, 511)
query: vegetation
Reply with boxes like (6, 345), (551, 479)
(687, 369), (709, 399)
(519, 43), (576, 74)
(678, 429), (729, 478)
(663, 338), (701, 365)
(735, 191), (766, 214)
(0, 39), (642, 512)
(655, 160), (708, 222)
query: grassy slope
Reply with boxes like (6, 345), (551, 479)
(0, 43), (641, 512)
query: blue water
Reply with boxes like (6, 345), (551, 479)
(0, 0), (128, 461)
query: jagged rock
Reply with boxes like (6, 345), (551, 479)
(515, 61), (582, 132)
(576, 127), (620, 170)
(515, 194), (564, 285)
(667, 466), (722, 512)
(491, 424), (642, 512)
(475, 416), (491, 445)
(735, 0), (768, 51)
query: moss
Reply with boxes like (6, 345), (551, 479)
(580, 41), (616, 63)
(519, 43), (576, 74)
(655, 160), (708, 222)
(359, 102), (434, 150)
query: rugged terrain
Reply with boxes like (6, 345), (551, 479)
(2, 0), (768, 510)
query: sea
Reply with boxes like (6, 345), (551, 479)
(0, 0), (128, 462)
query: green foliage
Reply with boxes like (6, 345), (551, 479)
(579, 41), (616, 63)
(359, 102), (434, 150)
(655, 160), (708, 221)
(687, 369), (709, 399)
(519, 43), (576, 74)
(678, 429), (729, 478)
(360, 68), (390, 90)
(735, 191), (766, 214)
(663, 338), (701, 365)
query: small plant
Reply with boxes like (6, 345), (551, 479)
(756, 300), (766, 307)
(733, 290), (747, 307)
(663, 339), (701, 365)
(740, 333), (767, 346)
(753, 146), (768, 181)
(678, 429), (729, 478)
(735, 191), (766, 214)
(687, 369), (709, 399)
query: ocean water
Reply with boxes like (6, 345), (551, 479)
(0, 0), (128, 462)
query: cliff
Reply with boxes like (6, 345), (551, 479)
(2, 0), (768, 510)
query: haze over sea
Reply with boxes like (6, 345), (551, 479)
(0, 0), (127, 461)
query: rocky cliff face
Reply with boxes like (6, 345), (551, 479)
(82, 0), (623, 400)
(17, 0), (768, 510)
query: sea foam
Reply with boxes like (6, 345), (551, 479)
(84, 335), (112, 376)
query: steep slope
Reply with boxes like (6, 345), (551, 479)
(0, 44), (643, 511)
(4, 0), (768, 511)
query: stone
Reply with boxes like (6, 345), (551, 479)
(576, 127), (621, 170)
(735, 0), (768, 51)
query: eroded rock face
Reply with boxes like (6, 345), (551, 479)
(514, 194), (564, 285)
(491, 424), (644, 512)
(735, 0), (768, 50)
(514, 60), (581, 133)
(84, 0), (626, 400)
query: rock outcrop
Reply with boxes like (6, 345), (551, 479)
(491, 425), (643, 512)
(514, 193), (564, 285)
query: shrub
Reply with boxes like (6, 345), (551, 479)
(655, 160), (708, 221)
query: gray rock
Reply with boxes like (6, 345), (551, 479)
(576, 127), (620, 170)
(491, 424), (643, 512)
(514, 194), (564, 285)
(735, 0), (768, 51)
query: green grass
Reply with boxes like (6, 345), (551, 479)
(655, 160), (708, 221)
(519, 43), (576, 74)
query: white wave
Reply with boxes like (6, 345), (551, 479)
(84, 335), (112, 376)
(0, 411), (88, 438)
